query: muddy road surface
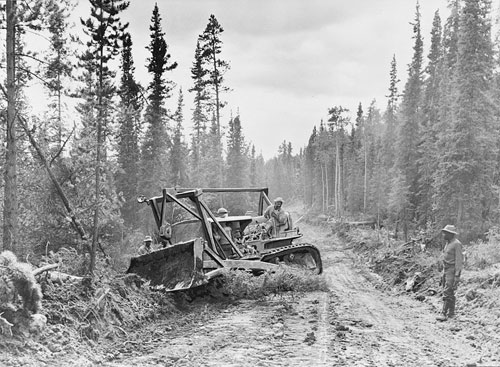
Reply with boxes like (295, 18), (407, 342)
(104, 220), (487, 367)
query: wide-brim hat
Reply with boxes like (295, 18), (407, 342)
(274, 197), (284, 203)
(441, 225), (458, 235)
(217, 208), (228, 215)
(144, 236), (153, 242)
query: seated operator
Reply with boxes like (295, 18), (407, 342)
(263, 197), (291, 237)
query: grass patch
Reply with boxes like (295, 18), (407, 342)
(218, 267), (328, 300)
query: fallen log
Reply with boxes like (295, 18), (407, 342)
(33, 264), (59, 277)
(45, 271), (83, 284)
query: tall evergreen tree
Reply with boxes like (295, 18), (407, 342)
(383, 55), (400, 169)
(434, 0), (496, 236)
(418, 10), (443, 224)
(394, 3), (424, 234)
(170, 89), (188, 187)
(188, 41), (209, 186)
(198, 14), (230, 137)
(197, 14), (230, 187)
(141, 3), (177, 195)
(80, 0), (129, 274)
(43, 0), (75, 150)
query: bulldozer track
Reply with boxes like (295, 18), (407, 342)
(260, 242), (323, 274)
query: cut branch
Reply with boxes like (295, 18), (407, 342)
(33, 263), (58, 276)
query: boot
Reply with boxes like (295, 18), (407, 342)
(436, 300), (449, 321)
(436, 313), (447, 321)
(448, 299), (456, 319)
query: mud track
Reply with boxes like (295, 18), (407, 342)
(104, 220), (487, 367)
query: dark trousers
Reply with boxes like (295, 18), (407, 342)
(442, 265), (457, 316)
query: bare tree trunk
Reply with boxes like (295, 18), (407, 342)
(363, 139), (368, 213)
(457, 194), (464, 230)
(320, 164), (325, 213)
(90, 27), (104, 276)
(335, 138), (342, 218)
(339, 143), (343, 217)
(334, 155), (338, 217)
(325, 163), (329, 213)
(57, 56), (62, 148)
(3, 0), (18, 253)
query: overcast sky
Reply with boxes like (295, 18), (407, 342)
(78, 0), (450, 159)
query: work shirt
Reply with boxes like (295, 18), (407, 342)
(442, 238), (463, 275)
(264, 205), (287, 225)
(138, 244), (152, 255)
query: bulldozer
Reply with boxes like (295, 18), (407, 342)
(127, 188), (322, 292)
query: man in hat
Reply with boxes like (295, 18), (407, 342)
(263, 197), (290, 237)
(437, 224), (464, 321)
(138, 236), (153, 255)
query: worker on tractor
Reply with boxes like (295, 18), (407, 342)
(138, 236), (153, 255)
(159, 222), (172, 247)
(263, 197), (291, 237)
(436, 225), (464, 321)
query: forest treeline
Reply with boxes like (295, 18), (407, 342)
(291, 0), (499, 243)
(0, 0), (496, 274)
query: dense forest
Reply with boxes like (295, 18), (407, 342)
(0, 0), (497, 274)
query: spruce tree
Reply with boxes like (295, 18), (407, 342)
(43, 0), (75, 150)
(170, 89), (188, 186)
(141, 3), (177, 195)
(197, 14), (230, 187)
(198, 14), (230, 137)
(383, 55), (400, 170)
(394, 3), (424, 234)
(434, 0), (496, 236)
(80, 0), (129, 274)
(188, 41), (209, 186)
(418, 10), (442, 224)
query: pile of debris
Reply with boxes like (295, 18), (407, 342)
(344, 228), (441, 298)
(0, 248), (180, 365)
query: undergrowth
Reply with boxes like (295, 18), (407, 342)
(467, 240), (500, 270)
(218, 267), (328, 300)
(344, 227), (441, 292)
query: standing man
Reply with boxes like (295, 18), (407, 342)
(263, 197), (289, 237)
(138, 236), (153, 255)
(437, 225), (464, 321)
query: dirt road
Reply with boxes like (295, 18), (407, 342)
(99, 219), (492, 367)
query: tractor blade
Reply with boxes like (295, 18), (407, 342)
(127, 238), (205, 291)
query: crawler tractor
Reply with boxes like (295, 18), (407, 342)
(127, 188), (322, 291)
